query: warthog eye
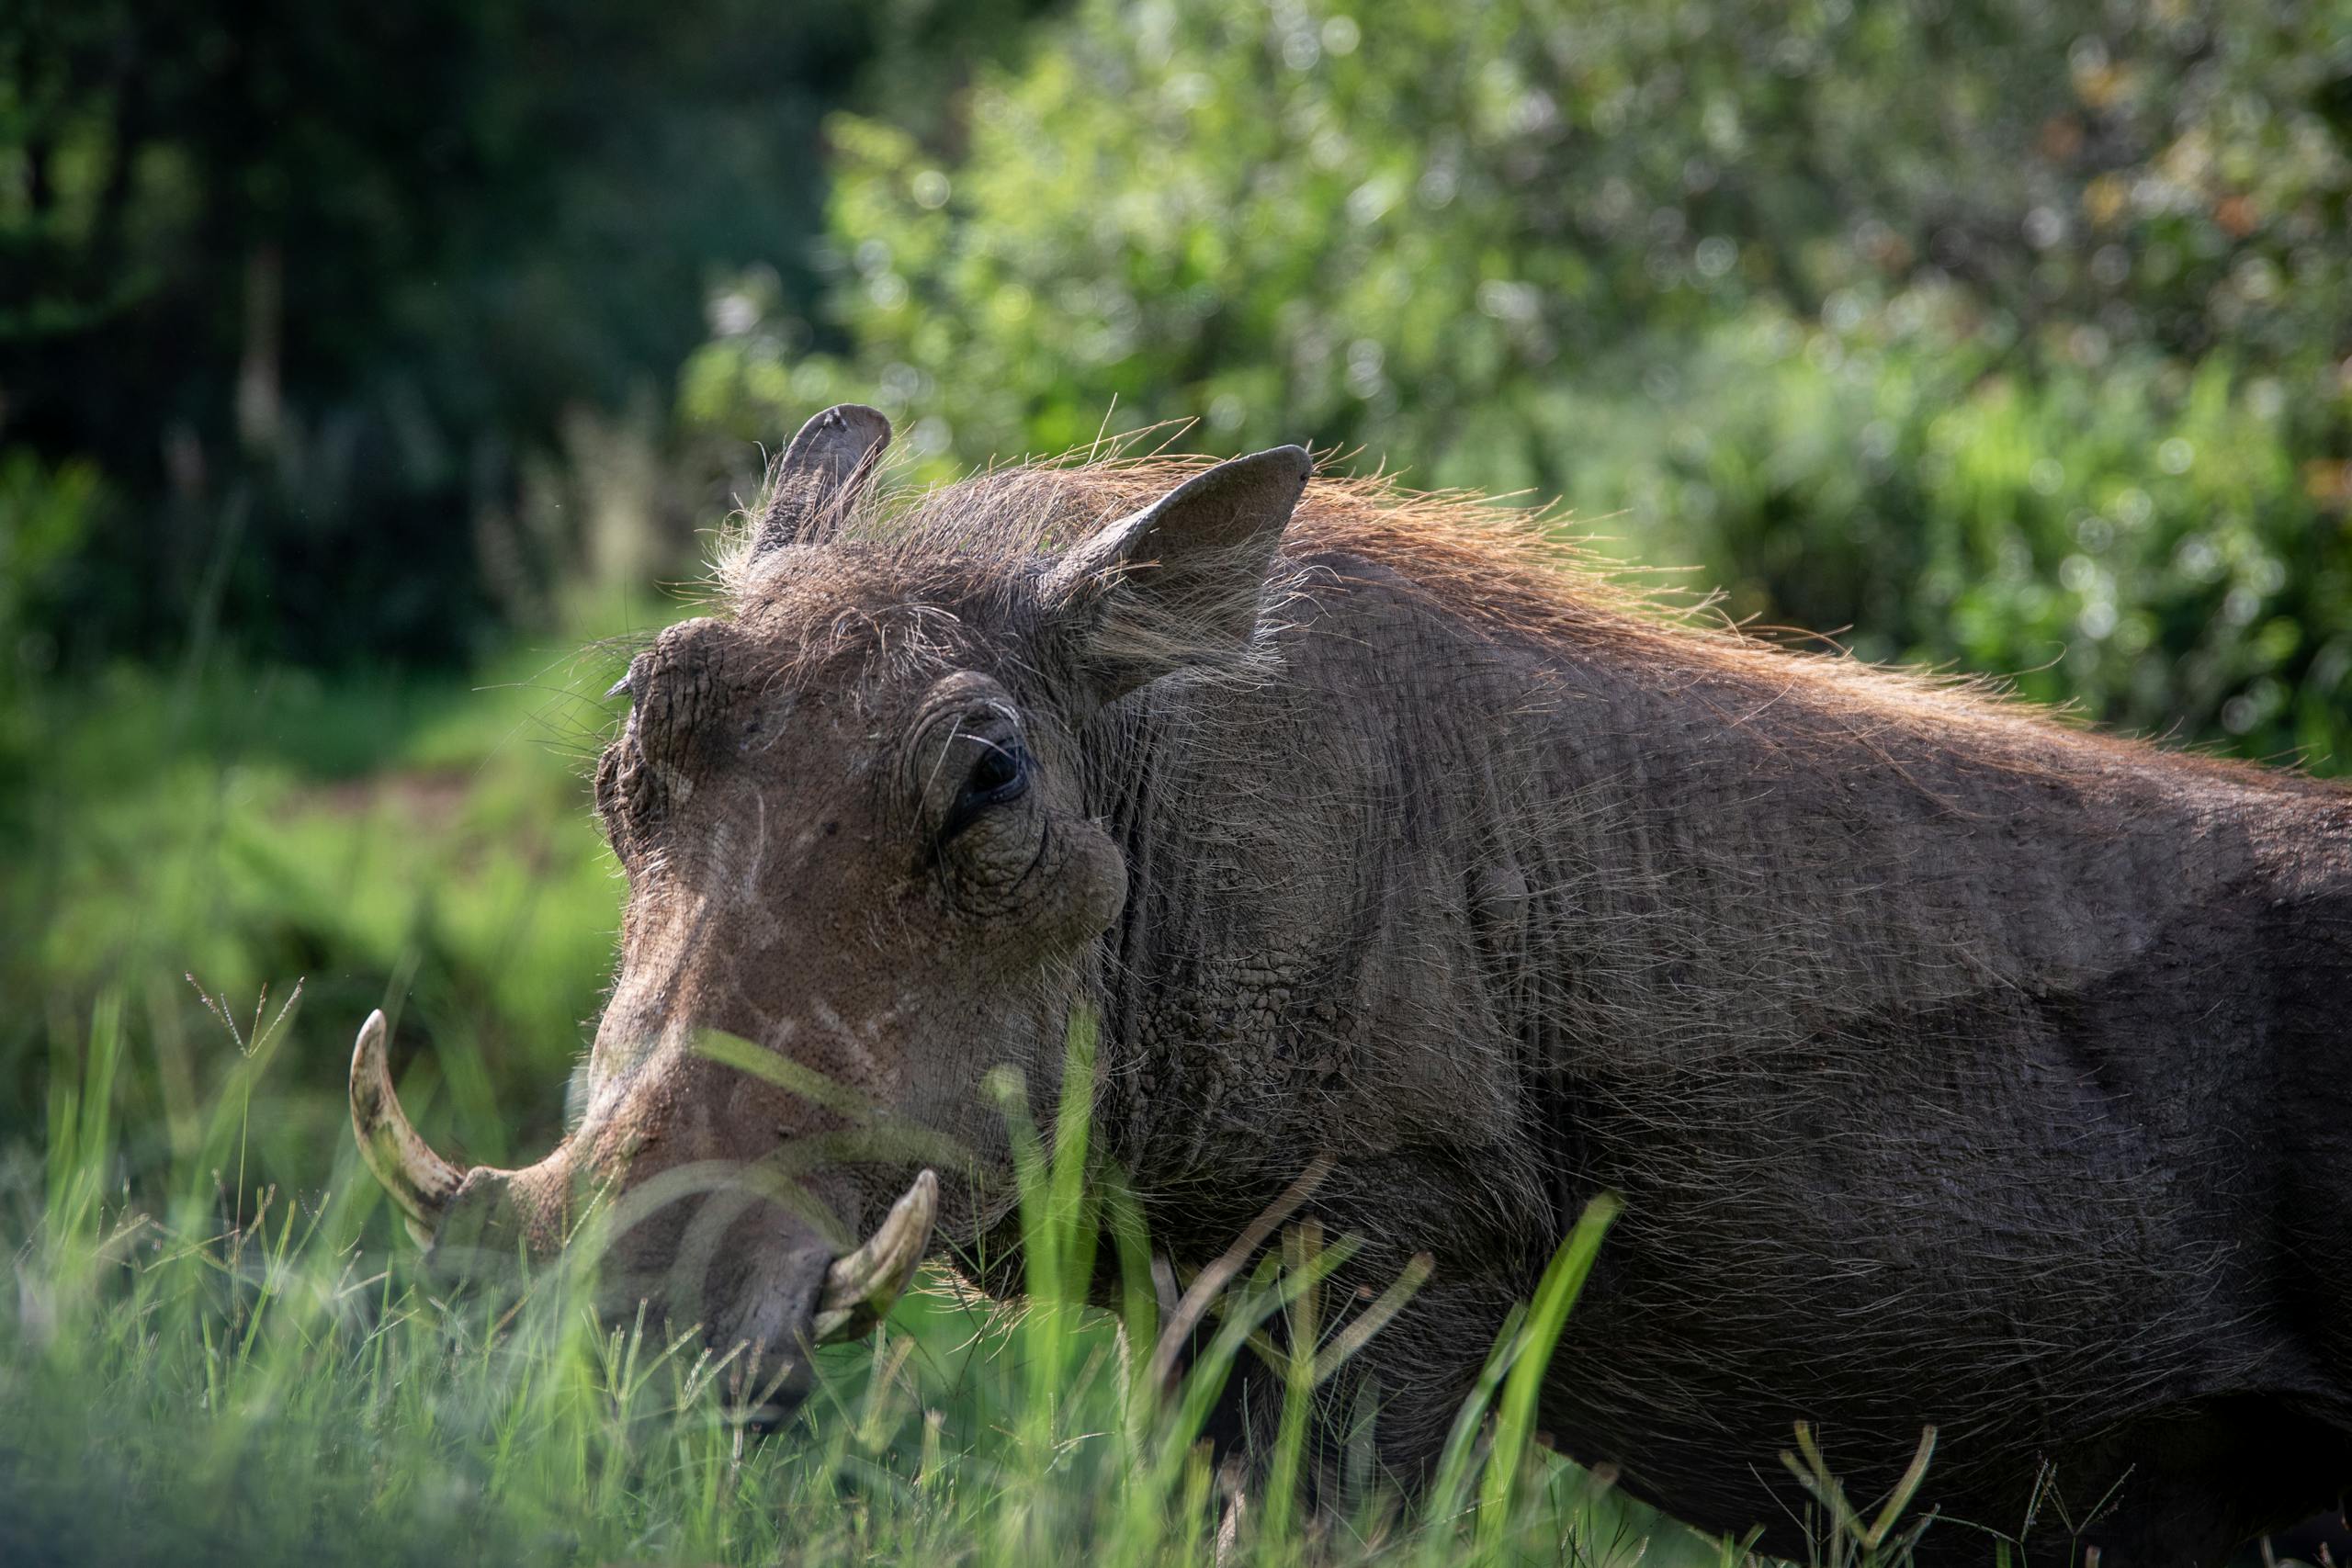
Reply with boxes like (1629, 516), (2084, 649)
(944, 739), (1029, 839)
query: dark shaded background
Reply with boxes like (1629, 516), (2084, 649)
(1, 0), (1026, 666)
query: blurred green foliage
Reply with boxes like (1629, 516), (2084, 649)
(686, 0), (2352, 769)
(0, 0), (1038, 667)
(0, 630), (649, 1165)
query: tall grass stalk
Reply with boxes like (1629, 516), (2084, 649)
(1476, 1192), (1622, 1551)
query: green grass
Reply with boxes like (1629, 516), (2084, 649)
(1, 985), (1726, 1568)
(0, 634), (1939, 1568)
(0, 622), (657, 1171)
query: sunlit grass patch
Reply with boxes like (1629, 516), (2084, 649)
(0, 996), (1792, 1568)
(0, 622), (685, 1171)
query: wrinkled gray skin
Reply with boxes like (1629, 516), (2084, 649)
(377, 406), (2351, 1566)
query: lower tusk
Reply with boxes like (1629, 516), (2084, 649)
(349, 1010), (464, 1244)
(809, 1168), (939, 1343)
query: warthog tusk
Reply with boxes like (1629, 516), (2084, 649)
(349, 1010), (464, 1245)
(808, 1168), (939, 1344)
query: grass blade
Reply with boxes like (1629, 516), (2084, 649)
(1475, 1190), (1621, 1553)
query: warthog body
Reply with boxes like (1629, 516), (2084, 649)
(356, 409), (2351, 1565)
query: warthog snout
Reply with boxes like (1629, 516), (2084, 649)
(351, 1010), (937, 1417)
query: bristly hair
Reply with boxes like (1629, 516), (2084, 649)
(709, 441), (2335, 790)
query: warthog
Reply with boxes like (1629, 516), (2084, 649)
(353, 405), (2351, 1565)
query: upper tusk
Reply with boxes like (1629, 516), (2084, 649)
(349, 1010), (464, 1243)
(809, 1168), (939, 1343)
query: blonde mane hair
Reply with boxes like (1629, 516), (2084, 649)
(711, 444), (2332, 797)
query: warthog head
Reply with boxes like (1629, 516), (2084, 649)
(353, 404), (1311, 1418)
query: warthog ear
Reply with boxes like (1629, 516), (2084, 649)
(1040, 445), (1311, 700)
(749, 403), (892, 554)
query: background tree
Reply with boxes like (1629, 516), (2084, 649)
(686, 0), (2352, 766)
(0, 0), (1031, 667)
